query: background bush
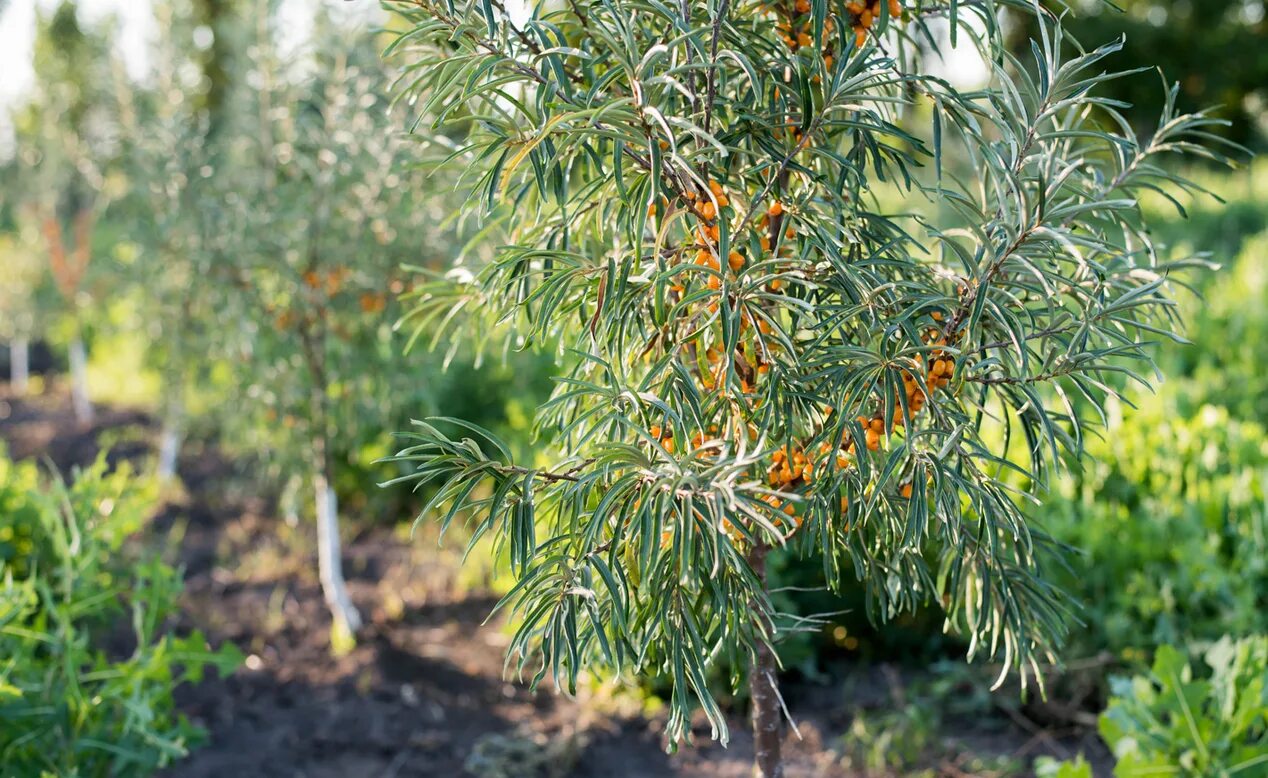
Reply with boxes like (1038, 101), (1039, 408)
(0, 450), (241, 776)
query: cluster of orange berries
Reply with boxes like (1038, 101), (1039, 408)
(648, 424), (676, 453)
(359, 291), (388, 314)
(778, 0), (836, 60)
(775, 0), (903, 55)
(907, 312), (957, 410)
(690, 179), (728, 246)
(303, 267), (350, 296)
(757, 200), (796, 291)
(847, 0), (903, 49)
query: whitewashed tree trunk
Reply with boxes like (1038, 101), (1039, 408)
(282, 474), (302, 527)
(156, 393), (184, 482)
(315, 465), (362, 638)
(68, 336), (93, 424)
(10, 338), (29, 395)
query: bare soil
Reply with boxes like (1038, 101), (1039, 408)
(0, 382), (1109, 777)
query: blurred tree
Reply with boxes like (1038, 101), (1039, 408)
(0, 226), (47, 393)
(113, 0), (250, 479)
(1017, 0), (1268, 148)
(200, 10), (452, 647)
(192, 0), (243, 147)
(8, 1), (125, 422)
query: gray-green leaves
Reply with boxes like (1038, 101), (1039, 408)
(382, 0), (1235, 747)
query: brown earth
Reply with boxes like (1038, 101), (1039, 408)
(0, 381), (1108, 777)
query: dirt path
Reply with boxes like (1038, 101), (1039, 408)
(0, 384), (1103, 777)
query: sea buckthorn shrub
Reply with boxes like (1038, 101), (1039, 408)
(382, 0), (1231, 772)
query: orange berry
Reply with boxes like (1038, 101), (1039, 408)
(769, 201), (784, 217)
(728, 251), (745, 272)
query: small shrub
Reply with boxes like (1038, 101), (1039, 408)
(1046, 636), (1268, 777)
(1099, 637), (1268, 777)
(0, 452), (241, 777)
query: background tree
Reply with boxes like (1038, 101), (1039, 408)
(383, 0), (1232, 774)
(201, 12), (456, 647)
(113, 0), (247, 479)
(0, 224), (48, 394)
(8, 1), (125, 423)
(1016, 0), (1268, 149)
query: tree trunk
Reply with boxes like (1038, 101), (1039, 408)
(282, 474), (302, 527)
(156, 390), (184, 482)
(68, 336), (93, 425)
(748, 542), (784, 778)
(314, 457), (362, 641)
(10, 338), (29, 395)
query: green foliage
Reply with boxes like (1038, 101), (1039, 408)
(841, 703), (940, 774)
(1100, 637), (1268, 776)
(1040, 397), (1268, 656)
(6, 1), (128, 334)
(1034, 754), (1093, 778)
(0, 451), (241, 776)
(384, 0), (1229, 749)
(838, 673), (1024, 777)
(771, 174), (1268, 670)
(1159, 231), (1268, 422)
(1050, 637), (1268, 777)
(1027, 0), (1268, 149)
